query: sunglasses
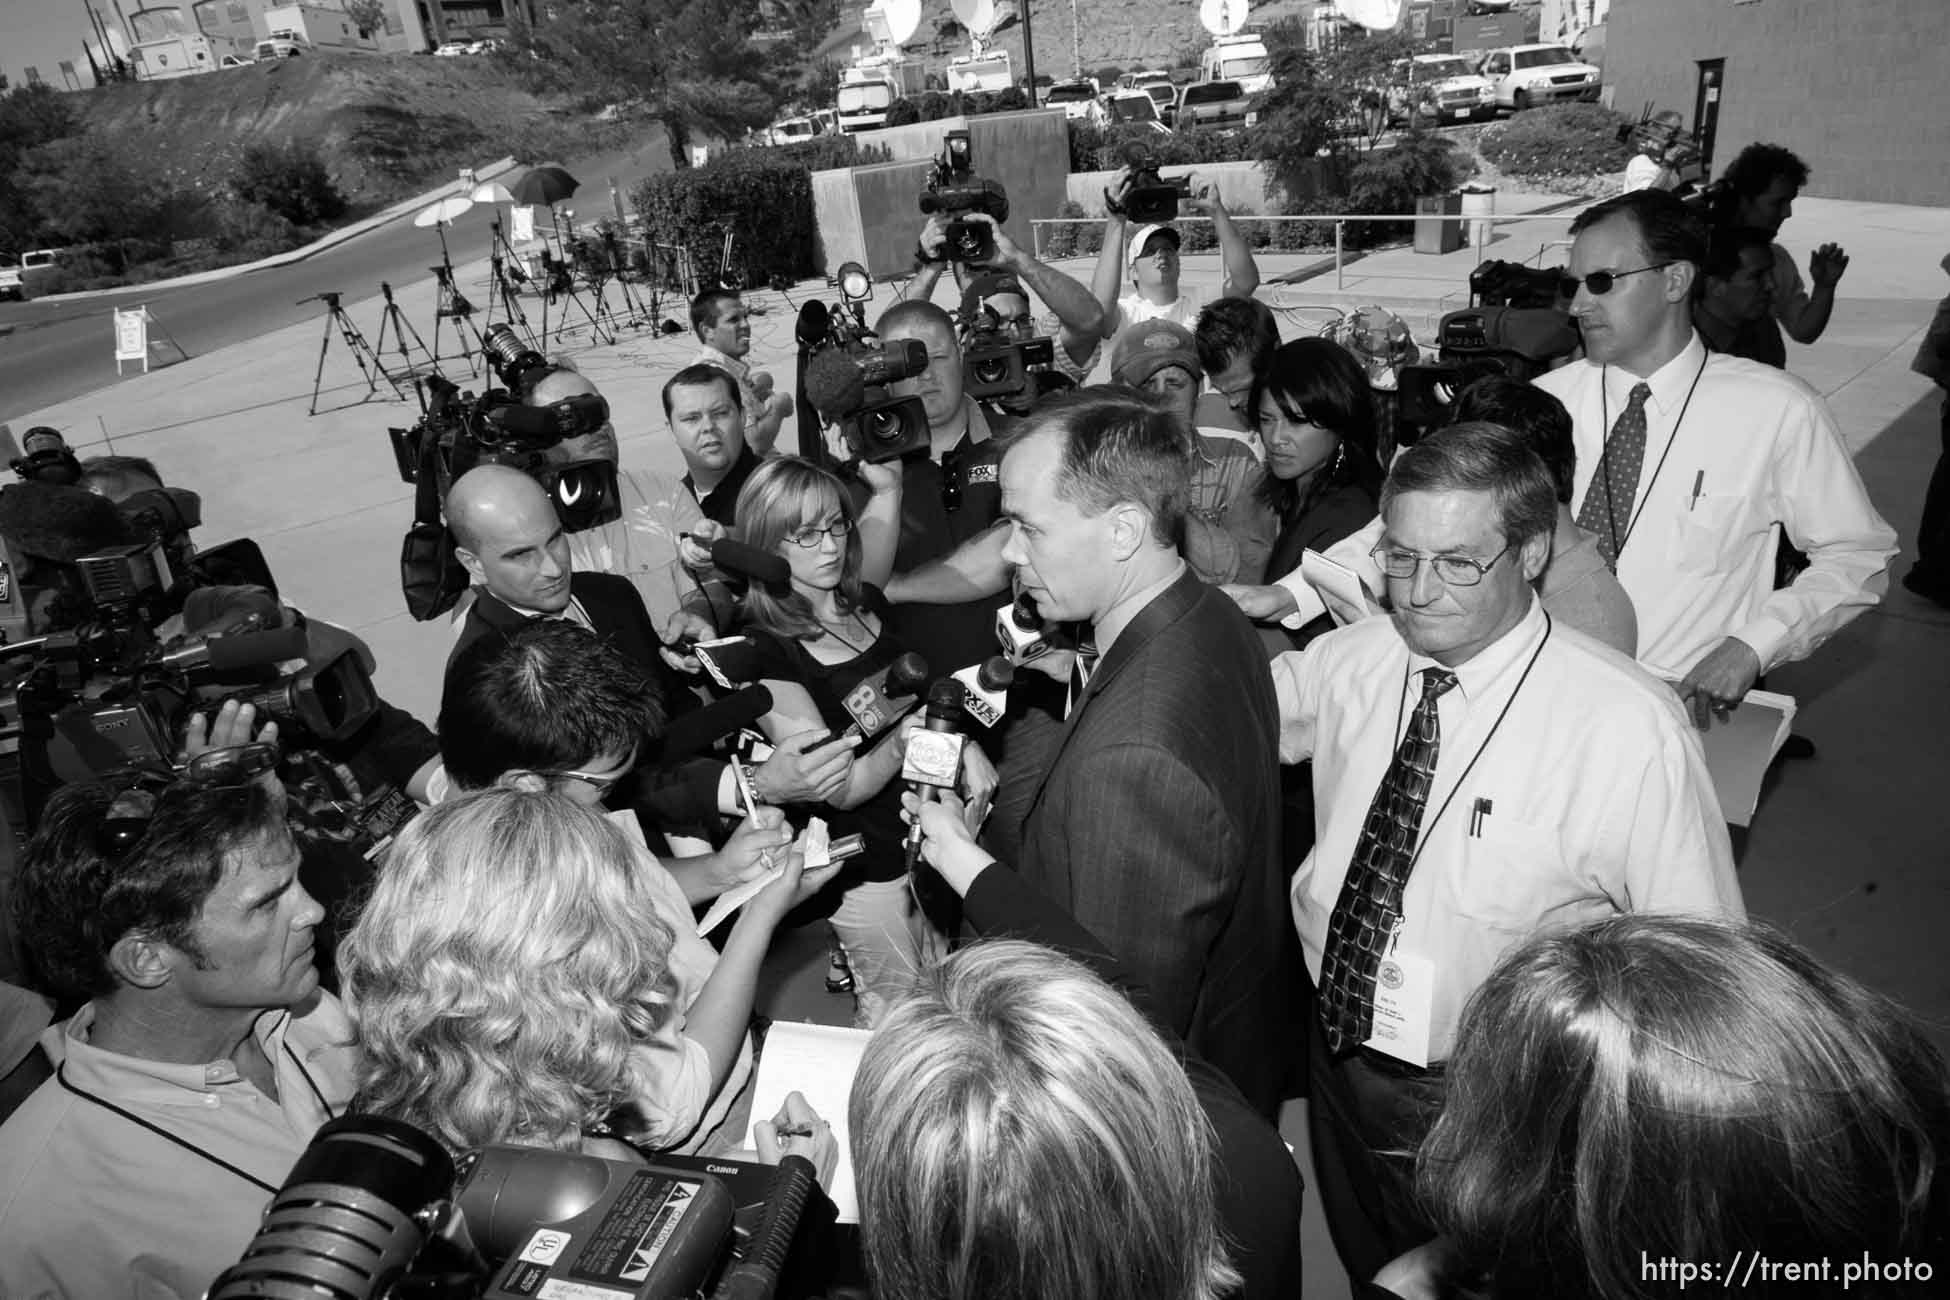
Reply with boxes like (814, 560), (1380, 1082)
(1559, 262), (1673, 297)
(96, 741), (283, 860)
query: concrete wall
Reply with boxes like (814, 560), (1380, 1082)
(813, 109), (1072, 280)
(1065, 161), (1276, 217)
(1607, 0), (1950, 207)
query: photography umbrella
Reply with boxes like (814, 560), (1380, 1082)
(412, 195), (475, 264)
(509, 165), (580, 207)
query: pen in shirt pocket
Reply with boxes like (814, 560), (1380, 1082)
(1469, 797), (1493, 837)
(1689, 470), (1704, 511)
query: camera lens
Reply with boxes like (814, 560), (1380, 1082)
(865, 409), (906, 446)
(972, 357), (1009, 385)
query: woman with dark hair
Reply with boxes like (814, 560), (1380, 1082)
(1222, 337), (1385, 651)
(734, 456), (994, 1026)
(1370, 915), (1949, 1299)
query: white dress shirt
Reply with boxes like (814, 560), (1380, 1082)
(1535, 334), (1897, 678)
(1273, 599), (1742, 1060)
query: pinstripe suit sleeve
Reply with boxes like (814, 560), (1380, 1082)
(1054, 741), (1238, 1037)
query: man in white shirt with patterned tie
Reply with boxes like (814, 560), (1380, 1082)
(1534, 189), (1896, 728)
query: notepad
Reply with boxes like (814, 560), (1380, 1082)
(1698, 688), (1796, 826)
(748, 1020), (874, 1224)
(696, 820), (831, 938)
(1302, 548), (1384, 627)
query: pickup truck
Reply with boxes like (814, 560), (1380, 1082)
(0, 250), (59, 302)
(1171, 79), (1255, 132)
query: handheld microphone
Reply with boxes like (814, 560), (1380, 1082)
(995, 593), (1070, 666)
(692, 635), (762, 690)
(838, 651), (928, 743)
(803, 348), (869, 426)
(951, 655), (1014, 728)
(655, 683), (774, 763)
(158, 624), (308, 673)
(703, 536), (791, 589)
(902, 678), (969, 870)
(795, 299), (832, 347)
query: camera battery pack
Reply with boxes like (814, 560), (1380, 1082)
(483, 1165), (734, 1300)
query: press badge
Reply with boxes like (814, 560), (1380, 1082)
(1364, 950), (1435, 1068)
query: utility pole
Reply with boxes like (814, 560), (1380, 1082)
(1021, 0), (1038, 106)
(1069, 0), (1081, 79)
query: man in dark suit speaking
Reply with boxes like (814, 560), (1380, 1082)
(913, 389), (1299, 1116)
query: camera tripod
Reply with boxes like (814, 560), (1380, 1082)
(538, 249), (616, 348)
(371, 281), (439, 415)
(430, 263), (487, 374)
(481, 250), (537, 348)
(597, 229), (656, 330)
(302, 291), (402, 417)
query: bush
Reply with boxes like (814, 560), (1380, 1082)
(633, 149), (818, 290)
(1040, 199), (1100, 261)
(231, 140), (345, 227)
(211, 198), (301, 256)
(768, 134), (890, 172)
(883, 98), (921, 128)
(1068, 121), (1253, 173)
(1478, 102), (1632, 177)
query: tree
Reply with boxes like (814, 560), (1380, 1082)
(344, 0), (389, 39)
(511, 0), (781, 168)
(231, 140), (346, 226)
(0, 83), (83, 251)
(20, 134), (171, 268)
(1247, 21), (1435, 207)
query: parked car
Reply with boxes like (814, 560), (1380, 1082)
(218, 53), (251, 69)
(253, 36), (306, 60)
(1104, 90), (1170, 134)
(1044, 79), (1104, 125)
(1476, 44), (1601, 112)
(765, 114), (824, 146)
(0, 249), (62, 302)
(1172, 78), (1255, 131)
(1391, 54), (1497, 124)
(432, 40), (472, 57)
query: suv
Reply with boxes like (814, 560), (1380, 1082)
(1476, 44), (1601, 112)
(1391, 54), (1497, 124)
(1104, 90), (1169, 134)
(253, 36), (306, 60)
(1044, 79), (1104, 125)
(1173, 79), (1254, 131)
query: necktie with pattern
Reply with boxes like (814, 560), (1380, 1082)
(1575, 381), (1653, 566)
(1064, 637), (1100, 720)
(1317, 667), (1458, 1055)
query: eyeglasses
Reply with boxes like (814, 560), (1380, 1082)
(96, 741), (283, 860)
(1371, 541), (1514, 588)
(1559, 263), (1673, 297)
(784, 518), (853, 549)
(539, 744), (639, 798)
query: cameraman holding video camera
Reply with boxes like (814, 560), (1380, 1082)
(1090, 162), (1263, 360)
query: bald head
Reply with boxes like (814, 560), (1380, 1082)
(447, 466), (573, 613)
(526, 367), (619, 466)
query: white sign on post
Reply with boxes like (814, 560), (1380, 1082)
(114, 307), (150, 374)
(511, 205), (536, 243)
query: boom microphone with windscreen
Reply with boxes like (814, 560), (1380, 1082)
(655, 683), (774, 762)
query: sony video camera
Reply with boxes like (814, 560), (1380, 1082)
(798, 276), (934, 464)
(209, 1113), (826, 1300)
(1109, 145), (1193, 225)
(387, 323), (621, 533)
(919, 130), (1010, 264)
(1395, 301), (1583, 430)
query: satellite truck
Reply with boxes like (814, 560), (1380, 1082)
(945, 0), (1012, 95)
(1196, 0), (1273, 95)
(836, 0), (929, 132)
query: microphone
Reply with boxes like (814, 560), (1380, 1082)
(705, 536), (791, 589)
(0, 481), (134, 561)
(951, 655), (1014, 728)
(655, 683), (774, 763)
(995, 594), (1071, 666)
(804, 348), (868, 426)
(157, 624), (308, 673)
(691, 635), (763, 690)
(795, 298), (832, 347)
(902, 678), (968, 870)
(838, 651), (928, 743)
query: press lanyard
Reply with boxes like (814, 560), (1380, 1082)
(1594, 354), (1708, 561)
(55, 1018), (336, 1195)
(1388, 612), (1553, 881)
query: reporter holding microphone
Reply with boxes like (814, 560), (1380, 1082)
(732, 456), (996, 1026)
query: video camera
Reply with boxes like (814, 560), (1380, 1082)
(9, 427), (84, 487)
(387, 323), (621, 533)
(1108, 145), (1193, 226)
(918, 130), (1010, 264)
(210, 1113), (826, 1300)
(957, 291), (1056, 404)
(1395, 300), (1583, 430)
(798, 273), (933, 464)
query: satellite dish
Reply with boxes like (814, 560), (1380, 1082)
(868, 0), (923, 47)
(951, 0), (998, 40)
(1200, 0), (1249, 38)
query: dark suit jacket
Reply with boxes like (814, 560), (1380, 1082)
(1013, 568), (1300, 1115)
(445, 572), (723, 832)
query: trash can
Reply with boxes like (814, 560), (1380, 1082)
(1413, 192), (1464, 255)
(1461, 183), (1498, 249)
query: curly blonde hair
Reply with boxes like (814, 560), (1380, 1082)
(339, 789), (678, 1154)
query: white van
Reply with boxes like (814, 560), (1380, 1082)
(1199, 33), (1272, 95)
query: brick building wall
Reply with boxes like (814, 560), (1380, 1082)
(1607, 0), (1949, 206)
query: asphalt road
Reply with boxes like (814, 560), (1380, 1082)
(0, 131), (677, 426)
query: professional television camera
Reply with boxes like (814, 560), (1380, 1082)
(387, 323), (621, 533)
(8, 426), (84, 486)
(209, 1113), (827, 1300)
(797, 270), (933, 464)
(956, 275), (1056, 404)
(1395, 302), (1583, 430)
(1105, 144), (1193, 226)
(918, 130), (1010, 264)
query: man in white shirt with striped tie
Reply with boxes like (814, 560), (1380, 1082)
(1534, 189), (1896, 729)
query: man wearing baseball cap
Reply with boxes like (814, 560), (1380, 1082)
(1111, 321), (1272, 585)
(1088, 167), (1262, 365)
(909, 211), (1105, 381)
